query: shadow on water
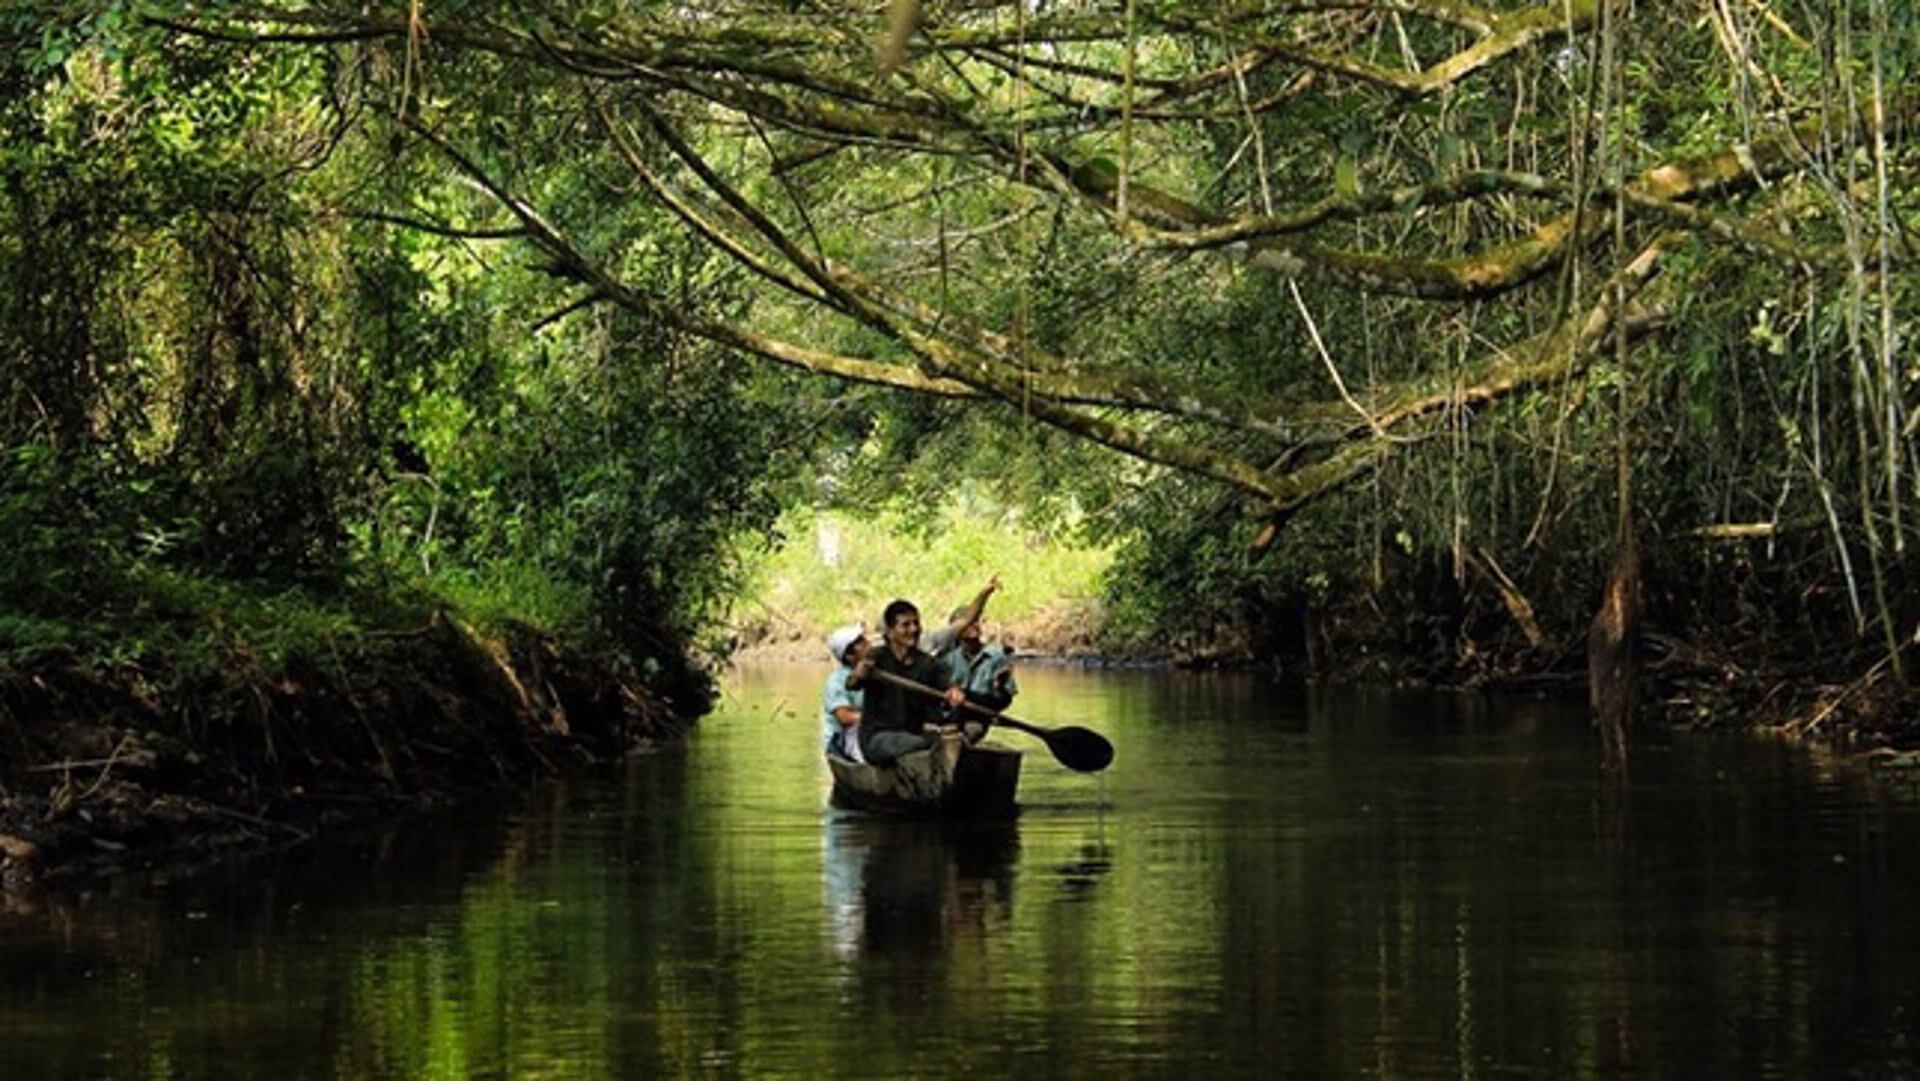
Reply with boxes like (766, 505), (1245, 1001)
(0, 800), (531, 1078)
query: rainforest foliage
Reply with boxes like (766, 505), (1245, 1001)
(3, 2), (1916, 703)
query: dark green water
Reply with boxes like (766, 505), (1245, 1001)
(4, 665), (1918, 1078)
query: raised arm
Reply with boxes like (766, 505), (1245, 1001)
(924, 575), (1000, 656)
(951, 574), (1001, 629)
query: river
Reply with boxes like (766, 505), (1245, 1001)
(3, 664), (1918, 1078)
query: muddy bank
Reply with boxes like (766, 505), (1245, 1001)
(0, 613), (699, 892)
(729, 596), (1115, 663)
(729, 641), (1162, 668)
(1228, 584), (1920, 753)
(735, 581), (1919, 756)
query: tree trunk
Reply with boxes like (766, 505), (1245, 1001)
(1588, 530), (1640, 772)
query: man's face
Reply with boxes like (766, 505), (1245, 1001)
(958, 619), (983, 649)
(844, 636), (870, 665)
(886, 609), (922, 652)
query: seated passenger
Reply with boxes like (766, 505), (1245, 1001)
(821, 623), (868, 762)
(945, 614), (1018, 742)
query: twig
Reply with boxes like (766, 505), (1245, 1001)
(1787, 637), (1912, 735)
(200, 802), (315, 842)
(77, 735), (133, 800)
(25, 754), (134, 773)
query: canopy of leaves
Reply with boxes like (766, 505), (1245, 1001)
(5, 0), (1916, 672)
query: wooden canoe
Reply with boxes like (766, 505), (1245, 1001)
(827, 732), (1022, 816)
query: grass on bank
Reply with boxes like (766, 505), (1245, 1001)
(0, 557), (596, 688)
(731, 504), (1113, 652)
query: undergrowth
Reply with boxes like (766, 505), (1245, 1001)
(733, 499), (1112, 645)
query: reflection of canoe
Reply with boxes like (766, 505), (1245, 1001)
(828, 732), (1022, 816)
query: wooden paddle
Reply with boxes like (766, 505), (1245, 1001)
(864, 668), (1115, 773)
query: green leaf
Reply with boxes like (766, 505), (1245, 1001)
(1333, 156), (1359, 196)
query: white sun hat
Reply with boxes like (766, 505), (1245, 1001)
(826, 623), (867, 663)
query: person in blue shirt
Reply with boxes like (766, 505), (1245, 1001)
(945, 615), (1018, 708)
(940, 607), (1018, 742)
(821, 623), (869, 761)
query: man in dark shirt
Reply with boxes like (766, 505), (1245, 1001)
(851, 598), (969, 766)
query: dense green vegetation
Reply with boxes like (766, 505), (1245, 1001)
(736, 501), (1112, 652)
(1, 9), (818, 689)
(3, 0), (1916, 764)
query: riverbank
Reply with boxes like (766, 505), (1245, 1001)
(9, 577), (1910, 894)
(0, 576), (703, 892)
(1224, 587), (1920, 754)
(739, 581), (1918, 760)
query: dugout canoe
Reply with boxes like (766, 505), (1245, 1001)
(827, 731), (1022, 816)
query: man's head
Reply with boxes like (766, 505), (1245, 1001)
(882, 599), (922, 652)
(949, 605), (984, 651)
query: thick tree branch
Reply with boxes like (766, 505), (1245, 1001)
(400, 116), (1319, 502)
(1077, 101), (1920, 296)
(1167, 0), (1599, 98)
(403, 119), (978, 398)
(191, 4), (1860, 301)
(1243, 238), (1676, 526)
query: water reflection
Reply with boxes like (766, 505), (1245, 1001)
(824, 814), (1020, 959)
(3, 666), (1920, 1079)
(1052, 837), (1114, 900)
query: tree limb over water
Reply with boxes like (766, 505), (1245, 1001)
(154, 2), (1919, 531)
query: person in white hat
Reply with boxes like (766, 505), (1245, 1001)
(822, 623), (870, 762)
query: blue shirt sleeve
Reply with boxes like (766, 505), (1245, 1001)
(983, 646), (1017, 696)
(822, 668), (862, 752)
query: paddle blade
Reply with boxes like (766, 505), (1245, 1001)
(1047, 726), (1115, 773)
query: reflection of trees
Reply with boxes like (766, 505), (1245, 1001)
(0, 801), (523, 1078)
(9, 670), (1920, 1077)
